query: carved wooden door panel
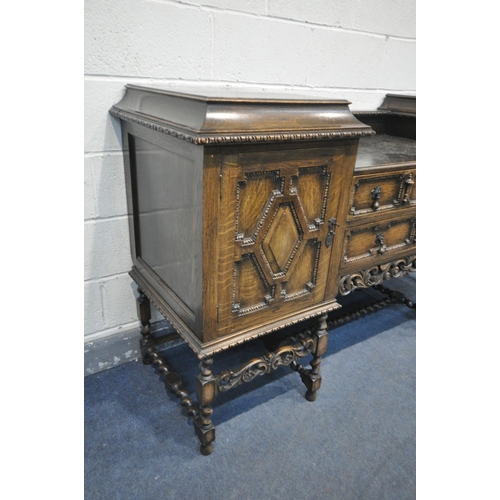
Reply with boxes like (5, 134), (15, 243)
(215, 146), (347, 338)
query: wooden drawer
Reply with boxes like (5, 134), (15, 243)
(340, 214), (416, 270)
(348, 168), (415, 220)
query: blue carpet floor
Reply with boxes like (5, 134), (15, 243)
(85, 274), (415, 500)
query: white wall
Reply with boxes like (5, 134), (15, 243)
(84, 0), (416, 370)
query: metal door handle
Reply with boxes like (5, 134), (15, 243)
(325, 218), (337, 248)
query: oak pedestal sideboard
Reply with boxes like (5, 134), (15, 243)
(110, 87), (416, 455)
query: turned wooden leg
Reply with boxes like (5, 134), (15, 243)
(136, 288), (154, 364)
(301, 313), (329, 402)
(194, 358), (216, 455)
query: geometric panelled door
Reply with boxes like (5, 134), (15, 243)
(232, 165), (334, 318)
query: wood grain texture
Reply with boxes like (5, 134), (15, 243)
(214, 141), (348, 339)
(200, 148), (222, 341)
(340, 214), (416, 273)
(348, 168), (416, 220)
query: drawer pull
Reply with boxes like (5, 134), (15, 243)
(375, 232), (387, 254)
(325, 217), (337, 248)
(371, 186), (382, 210)
(402, 173), (414, 205)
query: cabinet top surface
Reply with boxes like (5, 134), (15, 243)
(124, 84), (351, 104)
(355, 134), (416, 169)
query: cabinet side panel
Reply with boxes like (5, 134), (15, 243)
(127, 129), (202, 332)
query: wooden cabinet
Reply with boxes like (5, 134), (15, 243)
(110, 87), (416, 454)
(111, 85), (372, 357)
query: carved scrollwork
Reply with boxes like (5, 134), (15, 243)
(338, 255), (416, 295)
(215, 332), (315, 392)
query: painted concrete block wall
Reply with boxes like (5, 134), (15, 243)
(84, 0), (416, 373)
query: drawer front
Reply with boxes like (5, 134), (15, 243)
(348, 169), (415, 219)
(341, 215), (416, 269)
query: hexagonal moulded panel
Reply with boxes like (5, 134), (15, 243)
(261, 202), (303, 276)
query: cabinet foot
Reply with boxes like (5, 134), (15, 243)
(200, 443), (214, 456)
(305, 390), (317, 402)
